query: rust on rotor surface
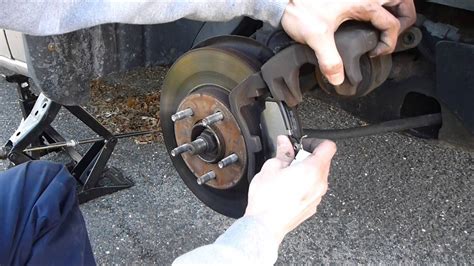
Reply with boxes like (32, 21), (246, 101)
(174, 92), (247, 190)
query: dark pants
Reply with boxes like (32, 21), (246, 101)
(0, 161), (95, 265)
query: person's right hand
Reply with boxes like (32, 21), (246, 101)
(281, 0), (416, 85)
(244, 136), (337, 244)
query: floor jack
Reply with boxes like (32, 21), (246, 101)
(0, 74), (156, 203)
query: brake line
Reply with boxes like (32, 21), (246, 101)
(303, 113), (442, 140)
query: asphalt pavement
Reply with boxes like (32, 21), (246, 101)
(0, 68), (472, 264)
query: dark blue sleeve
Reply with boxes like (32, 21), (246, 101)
(0, 161), (95, 265)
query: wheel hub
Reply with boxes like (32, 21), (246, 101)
(173, 86), (247, 189)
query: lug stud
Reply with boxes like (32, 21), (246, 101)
(202, 112), (224, 126)
(197, 171), (216, 185)
(171, 108), (194, 122)
(171, 143), (192, 157)
(218, 153), (239, 168)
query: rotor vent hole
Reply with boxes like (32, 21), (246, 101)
(401, 92), (442, 139)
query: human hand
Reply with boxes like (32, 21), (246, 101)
(244, 136), (337, 244)
(281, 0), (416, 85)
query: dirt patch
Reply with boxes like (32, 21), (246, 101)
(87, 67), (169, 144)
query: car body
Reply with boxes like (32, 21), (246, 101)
(0, 29), (27, 76)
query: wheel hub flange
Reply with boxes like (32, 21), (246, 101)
(173, 87), (247, 189)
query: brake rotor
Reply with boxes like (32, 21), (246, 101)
(161, 40), (270, 218)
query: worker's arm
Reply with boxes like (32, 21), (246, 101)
(173, 137), (337, 265)
(1, 1), (415, 85)
(0, 1), (288, 35)
(172, 216), (280, 265)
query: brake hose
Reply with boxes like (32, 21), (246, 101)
(303, 113), (442, 140)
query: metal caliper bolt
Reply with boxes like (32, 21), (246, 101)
(218, 153), (239, 169)
(197, 171), (216, 185)
(202, 112), (224, 126)
(171, 108), (194, 122)
(171, 143), (192, 157)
